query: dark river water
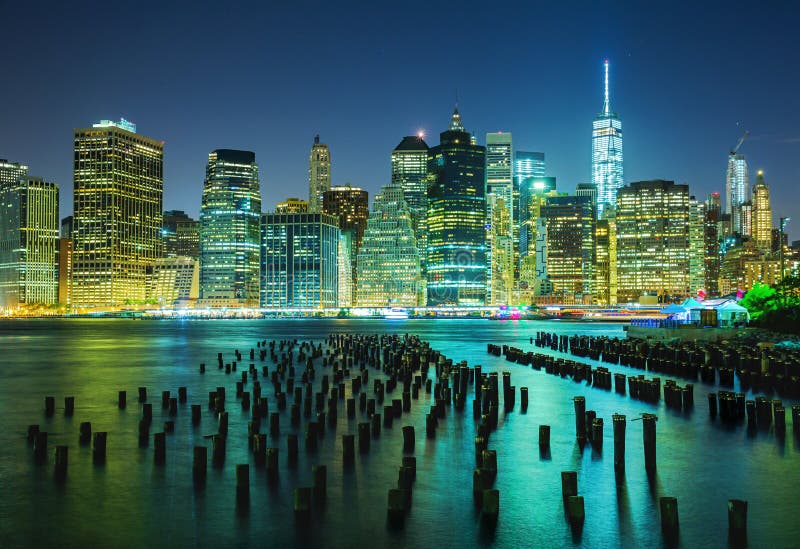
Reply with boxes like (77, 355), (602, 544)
(0, 319), (797, 548)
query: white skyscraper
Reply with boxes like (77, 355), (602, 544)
(592, 60), (624, 216)
(726, 152), (749, 234)
(485, 132), (514, 305)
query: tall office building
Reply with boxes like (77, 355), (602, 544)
(594, 212), (617, 305)
(198, 149), (261, 307)
(322, 186), (369, 252)
(751, 171), (772, 251)
(540, 195), (595, 302)
(391, 135), (429, 273)
(485, 132), (514, 305)
(726, 152), (749, 234)
(356, 184), (422, 307)
(519, 178), (557, 299)
(689, 197), (706, 295)
(337, 231), (353, 307)
(592, 60), (624, 215)
(260, 212), (339, 308)
(616, 180), (690, 303)
(72, 119), (163, 308)
(308, 135), (331, 213)
(163, 210), (199, 259)
(58, 215), (74, 306)
(426, 106), (487, 306)
(704, 193), (721, 296)
(322, 185), (369, 292)
(0, 177), (59, 308)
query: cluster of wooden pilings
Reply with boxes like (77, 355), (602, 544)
(25, 328), (765, 544)
(537, 332), (800, 397)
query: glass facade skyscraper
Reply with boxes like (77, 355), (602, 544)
(260, 212), (339, 308)
(356, 184), (422, 307)
(592, 60), (624, 215)
(391, 135), (429, 274)
(199, 149), (261, 307)
(426, 106), (487, 306)
(726, 152), (749, 234)
(0, 177), (59, 308)
(72, 119), (163, 309)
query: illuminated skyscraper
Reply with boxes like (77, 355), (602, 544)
(0, 177), (59, 308)
(198, 149), (261, 307)
(689, 197), (706, 295)
(356, 184), (422, 307)
(308, 135), (331, 213)
(260, 212), (339, 308)
(72, 119), (163, 309)
(704, 193), (721, 296)
(322, 185), (369, 293)
(751, 171), (772, 251)
(485, 132), (514, 305)
(391, 135), (429, 272)
(148, 257), (199, 307)
(519, 178), (557, 299)
(592, 60), (624, 215)
(726, 152), (749, 234)
(594, 211), (617, 305)
(426, 106), (487, 306)
(541, 195), (595, 302)
(163, 210), (199, 259)
(616, 180), (690, 303)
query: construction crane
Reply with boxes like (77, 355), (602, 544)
(730, 130), (749, 155)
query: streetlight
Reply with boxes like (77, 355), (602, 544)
(780, 217), (791, 281)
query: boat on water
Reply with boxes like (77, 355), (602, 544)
(384, 308), (410, 320)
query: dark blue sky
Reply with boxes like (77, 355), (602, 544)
(2, 1), (799, 233)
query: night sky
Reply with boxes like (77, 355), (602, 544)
(2, 1), (799, 233)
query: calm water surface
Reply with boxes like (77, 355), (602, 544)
(0, 319), (798, 548)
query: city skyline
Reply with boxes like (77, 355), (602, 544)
(1, 3), (798, 225)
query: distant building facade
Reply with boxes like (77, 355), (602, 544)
(308, 135), (331, 213)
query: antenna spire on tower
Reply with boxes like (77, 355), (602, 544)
(603, 59), (610, 115)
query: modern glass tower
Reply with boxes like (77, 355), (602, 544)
(726, 152), (749, 234)
(199, 149), (262, 307)
(356, 184), (422, 307)
(592, 60), (624, 216)
(426, 106), (487, 306)
(0, 159), (29, 188)
(391, 135), (429, 273)
(308, 135), (331, 213)
(0, 177), (59, 309)
(72, 119), (163, 309)
(260, 212), (339, 308)
(485, 132), (514, 305)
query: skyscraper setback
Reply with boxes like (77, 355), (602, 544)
(592, 60), (624, 215)
(72, 119), (163, 308)
(198, 149), (261, 307)
(308, 135), (331, 213)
